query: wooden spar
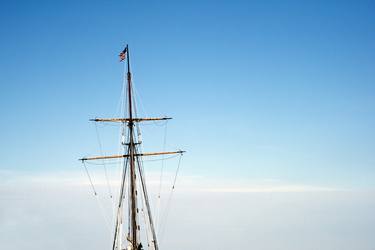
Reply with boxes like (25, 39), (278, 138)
(79, 150), (185, 162)
(90, 117), (172, 122)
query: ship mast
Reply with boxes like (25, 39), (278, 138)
(126, 45), (139, 249)
(80, 44), (185, 250)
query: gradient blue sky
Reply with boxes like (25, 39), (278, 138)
(1, 0), (375, 188)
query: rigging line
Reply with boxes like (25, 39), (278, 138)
(136, 160), (152, 248)
(94, 193), (113, 233)
(120, 120), (131, 239)
(135, 148), (159, 250)
(127, 173), (131, 238)
(155, 122), (168, 233)
(95, 123), (113, 199)
(99, 123), (122, 128)
(112, 123), (128, 248)
(82, 161), (112, 232)
(131, 79), (147, 119)
(119, 62), (128, 118)
(115, 62), (127, 117)
(172, 153), (183, 189)
(132, 92), (158, 248)
(132, 81), (167, 127)
(133, 84), (170, 127)
(132, 84), (143, 148)
(119, 120), (128, 168)
(112, 145), (130, 250)
(82, 161), (97, 196)
(108, 62), (128, 229)
(124, 124), (132, 245)
(130, 85), (157, 247)
(159, 154), (183, 244)
(117, 95), (130, 197)
(137, 120), (169, 127)
(144, 154), (179, 162)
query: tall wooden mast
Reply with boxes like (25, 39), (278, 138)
(126, 45), (139, 249)
(80, 44), (185, 250)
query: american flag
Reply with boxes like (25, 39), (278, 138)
(119, 46), (127, 62)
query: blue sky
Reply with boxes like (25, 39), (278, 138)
(1, 0), (375, 188)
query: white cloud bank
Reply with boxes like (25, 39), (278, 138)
(0, 170), (374, 250)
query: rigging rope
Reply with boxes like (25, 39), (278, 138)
(112, 144), (130, 250)
(131, 77), (155, 247)
(94, 194), (113, 233)
(82, 161), (97, 196)
(82, 161), (112, 234)
(95, 123), (113, 198)
(132, 88), (155, 248)
(135, 146), (159, 250)
(114, 62), (127, 118)
(132, 82), (169, 128)
(171, 153), (183, 190)
(159, 154), (183, 244)
(155, 122), (168, 234)
(137, 162), (152, 248)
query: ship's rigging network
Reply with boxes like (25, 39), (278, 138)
(80, 46), (184, 250)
